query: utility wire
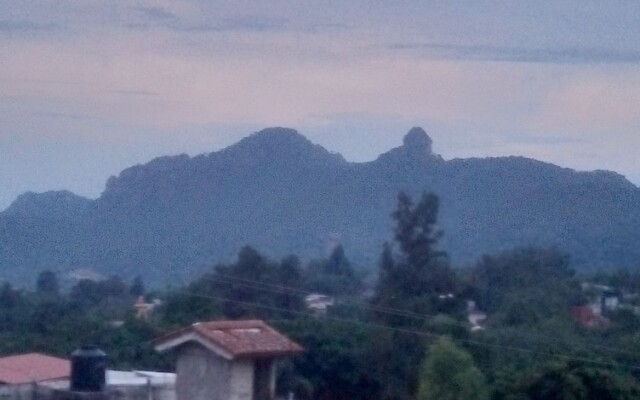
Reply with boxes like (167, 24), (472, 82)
(199, 271), (640, 358)
(176, 289), (640, 372)
(26, 268), (640, 360)
(207, 272), (451, 319)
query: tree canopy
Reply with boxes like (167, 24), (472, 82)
(373, 191), (459, 326)
(418, 337), (488, 400)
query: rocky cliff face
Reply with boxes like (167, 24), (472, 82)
(1, 127), (639, 285)
(376, 127), (443, 164)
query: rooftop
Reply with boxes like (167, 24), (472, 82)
(0, 353), (70, 384)
(106, 370), (176, 386)
(153, 319), (303, 360)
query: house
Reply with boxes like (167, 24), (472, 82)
(0, 351), (176, 400)
(134, 296), (162, 320)
(466, 301), (487, 332)
(570, 305), (608, 328)
(580, 282), (621, 317)
(0, 353), (70, 399)
(601, 290), (620, 313)
(154, 319), (303, 400)
(0, 352), (70, 385)
(68, 268), (107, 282)
(304, 294), (334, 315)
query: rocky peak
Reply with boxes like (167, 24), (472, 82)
(376, 127), (441, 164)
(403, 127), (433, 157)
(219, 127), (346, 166)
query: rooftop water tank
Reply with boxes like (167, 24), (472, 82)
(70, 345), (107, 392)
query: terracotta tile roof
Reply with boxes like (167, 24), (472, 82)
(570, 305), (607, 328)
(154, 319), (303, 359)
(0, 353), (70, 384)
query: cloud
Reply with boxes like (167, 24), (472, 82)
(133, 6), (180, 23)
(107, 89), (158, 97)
(509, 135), (586, 146)
(389, 43), (640, 64)
(2, 0), (640, 205)
(32, 112), (107, 121)
(195, 16), (290, 33)
(530, 70), (640, 135)
(0, 20), (59, 34)
(128, 5), (289, 33)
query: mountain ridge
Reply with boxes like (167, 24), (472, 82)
(1, 127), (639, 285)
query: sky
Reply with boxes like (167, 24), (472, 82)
(1, 1), (640, 210)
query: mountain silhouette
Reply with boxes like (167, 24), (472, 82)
(1, 127), (638, 285)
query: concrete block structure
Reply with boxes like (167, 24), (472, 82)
(154, 320), (302, 400)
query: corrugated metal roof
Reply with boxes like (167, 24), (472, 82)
(106, 370), (176, 386)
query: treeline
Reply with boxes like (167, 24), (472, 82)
(1, 192), (640, 399)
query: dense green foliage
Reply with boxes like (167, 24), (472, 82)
(304, 245), (362, 296)
(2, 128), (640, 285)
(0, 275), (171, 370)
(365, 192), (461, 399)
(418, 337), (488, 400)
(373, 192), (459, 326)
(471, 247), (585, 323)
(1, 191), (640, 399)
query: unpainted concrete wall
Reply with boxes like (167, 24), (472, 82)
(175, 343), (231, 400)
(228, 359), (254, 400)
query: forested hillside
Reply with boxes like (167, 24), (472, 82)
(1, 127), (639, 284)
(2, 192), (640, 400)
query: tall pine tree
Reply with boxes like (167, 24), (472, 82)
(368, 192), (460, 400)
(372, 191), (458, 326)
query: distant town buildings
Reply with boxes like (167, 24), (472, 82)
(0, 319), (303, 400)
(571, 283), (628, 328)
(134, 296), (162, 320)
(304, 294), (334, 315)
(466, 301), (487, 332)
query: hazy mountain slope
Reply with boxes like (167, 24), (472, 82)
(1, 127), (639, 285)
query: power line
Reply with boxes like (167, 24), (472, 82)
(176, 289), (640, 372)
(206, 272), (450, 319)
(13, 269), (640, 360)
(197, 271), (640, 358)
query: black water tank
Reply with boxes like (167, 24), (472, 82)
(70, 345), (107, 392)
